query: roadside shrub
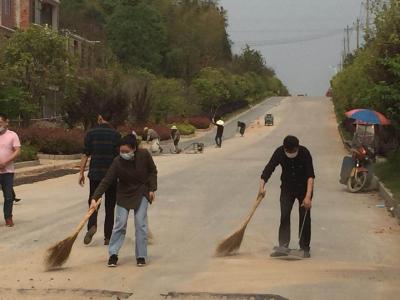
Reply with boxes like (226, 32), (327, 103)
(175, 123), (195, 135)
(15, 127), (84, 155)
(119, 123), (170, 141)
(16, 144), (38, 162)
(188, 116), (211, 129)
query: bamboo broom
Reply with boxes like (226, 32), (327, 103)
(215, 193), (265, 257)
(44, 199), (101, 270)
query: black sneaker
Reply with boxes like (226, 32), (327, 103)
(108, 254), (118, 267)
(104, 239), (110, 246)
(14, 198), (21, 203)
(136, 257), (146, 267)
(84, 225), (97, 245)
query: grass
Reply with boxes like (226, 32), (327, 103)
(375, 151), (400, 203)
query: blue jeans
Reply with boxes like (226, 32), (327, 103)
(109, 197), (149, 259)
(0, 173), (14, 219)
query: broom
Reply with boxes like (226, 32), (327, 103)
(44, 199), (101, 270)
(215, 193), (265, 257)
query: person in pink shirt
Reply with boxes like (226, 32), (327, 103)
(0, 114), (21, 227)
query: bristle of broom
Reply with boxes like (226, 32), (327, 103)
(44, 232), (78, 270)
(148, 229), (154, 245)
(215, 226), (246, 257)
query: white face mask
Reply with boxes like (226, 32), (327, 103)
(120, 152), (135, 161)
(0, 126), (6, 134)
(285, 150), (298, 159)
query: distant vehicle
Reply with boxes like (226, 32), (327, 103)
(297, 94), (305, 96)
(264, 113), (274, 126)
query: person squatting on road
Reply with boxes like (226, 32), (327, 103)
(143, 127), (163, 153)
(259, 135), (315, 258)
(170, 125), (181, 153)
(237, 121), (246, 137)
(212, 118), (225, 148)
(0, 113), (21, 227)
(90, 134), (158, 267)
(79, 112), (121, 245)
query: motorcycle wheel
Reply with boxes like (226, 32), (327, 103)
(346, 171), (368, 193)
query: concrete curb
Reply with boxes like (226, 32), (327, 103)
(375, 176), (400, 224)
(37, 153), (82, 160)
(15, 160), (80, 180)
(15, 160), (40, 169)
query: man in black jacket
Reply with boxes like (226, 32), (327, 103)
(212, 118), (224, 148)
(79, 112), (121, 245)
(259, 135), (315, 258)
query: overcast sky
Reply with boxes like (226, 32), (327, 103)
(220, 0), (364, 96)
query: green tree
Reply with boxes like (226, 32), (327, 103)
(231, 45), (275, 77)
(106, 2), (167, 72)
(60, 0), (107, 41)
(191, 67), (231, 112)
(163, 0), (232, 80)
(63, 68), (129, 129)
(152, 78), (187, 123)
(1, 25), (75, 123)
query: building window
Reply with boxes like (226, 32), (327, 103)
(2, 0), (12, 16)
(40, 3), (53, 27)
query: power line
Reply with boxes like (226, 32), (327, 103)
(234, 28), (347, 47)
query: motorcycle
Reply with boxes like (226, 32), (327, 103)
(340, 144), (374, 193)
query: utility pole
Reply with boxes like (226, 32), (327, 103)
(356, 18), (360, 49)
(346, 25), (351, 54)
(366, 0), (370, 37)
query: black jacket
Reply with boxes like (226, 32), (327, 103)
(93, 149), (157, 210)
(261, 145), (315, 193)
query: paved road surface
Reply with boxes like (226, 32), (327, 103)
(179, 97), (283, 149)
(1, 97), (399, 300)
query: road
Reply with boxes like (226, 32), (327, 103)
(179, 97), (283, 148)
(1, 97), (399, 300)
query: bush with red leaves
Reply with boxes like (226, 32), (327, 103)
(166, 115), (211, 130)
(15, 127), (84, 155)
(118, 124), (171, 141)
(188, 116), (211, 129)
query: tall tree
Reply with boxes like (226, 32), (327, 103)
(1, 25), (75, 122)
(106, 1), (167, 72)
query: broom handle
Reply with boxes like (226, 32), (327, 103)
(72, 199), (102, 234)
(241, 194), (265, 228)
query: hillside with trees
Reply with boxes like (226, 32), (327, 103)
(1, 0), (289, 129)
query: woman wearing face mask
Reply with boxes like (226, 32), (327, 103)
(90, 134), (157, 267)
(258, 135), (315, 258)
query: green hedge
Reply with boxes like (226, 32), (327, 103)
(17, 144), (38, 162)
(175, 123), (196, 135)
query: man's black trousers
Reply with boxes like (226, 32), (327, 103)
(87, 180), (117, 240)
(215, 135), (222, 147)
(279, 190), (311, 251)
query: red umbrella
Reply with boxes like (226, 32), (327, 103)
(345, 109), (391, 125)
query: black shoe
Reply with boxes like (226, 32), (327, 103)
(136, 257), (146, 267)
(84, 225), (97, 245)
(108, 254), (118, 267)
(104, 239), (110, 246)
(14, 198), (21, 203)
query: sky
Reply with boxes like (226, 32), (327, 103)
(219, 0), (365, 96)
